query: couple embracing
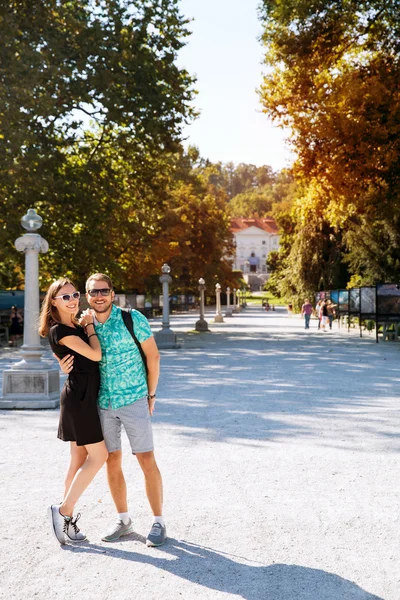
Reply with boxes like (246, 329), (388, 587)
(39, 273), (166, 547)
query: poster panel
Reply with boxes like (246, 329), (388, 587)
(330, 290), (339, 305)
(349, 289), (360, 314)
(360, 287), (375, 314)
(377, 284), (400, 316)
(338, 290), (349, 313)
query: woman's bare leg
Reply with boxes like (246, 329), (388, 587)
(63, 443), (88, 500)
(60, 441), (108, 517)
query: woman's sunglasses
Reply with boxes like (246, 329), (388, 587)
(87, 288), (111, 297)
(53, 291), (81, 302)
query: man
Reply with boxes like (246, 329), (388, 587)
(301, 299), (313, 329)
(59, 273), (165, 546)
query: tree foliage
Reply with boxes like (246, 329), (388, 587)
(0, 0), (196, 290)
(259, 0), (400, 302)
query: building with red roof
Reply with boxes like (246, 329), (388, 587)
(230, 217), (280, 289)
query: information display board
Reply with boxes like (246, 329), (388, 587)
(337, 290), (349, 314)
(330, 290), (339, 305)
(360, 287), (376, 315)
(376, 284), (400, 316)
(349, 288), (360, 314)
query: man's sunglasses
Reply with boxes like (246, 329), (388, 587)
(54, 292), (81, 302)
(87, 288), (112, 297)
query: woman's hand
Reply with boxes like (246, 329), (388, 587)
(79, 308), (95, 328)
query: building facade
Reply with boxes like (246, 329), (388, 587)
(231, 217), (280, 289)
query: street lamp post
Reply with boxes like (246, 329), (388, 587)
(155, 263), (179, 349)
(0, 209), (60, 408)
(225, 286), (233, 317)
(236, 288), (242, 311)
(241, 288), (247, 308)
(213, 283), (224, 323)
(232, 288), (239, 313)
(195, 278), (209, 331)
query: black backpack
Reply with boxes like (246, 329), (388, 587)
(120, 308), (148, 375)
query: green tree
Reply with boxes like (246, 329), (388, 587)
(0, 0), (196, 289)
(259, 0), (400, 293)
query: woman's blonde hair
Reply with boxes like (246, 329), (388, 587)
(38, 277), (79, 337)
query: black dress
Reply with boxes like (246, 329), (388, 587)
(49, 323), (104, 446)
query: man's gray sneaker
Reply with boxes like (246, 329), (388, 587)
(101, 518), (133, 542)
(65, 513), (87, 542)
(146, 522), (167, 547)
(47, 504), (68, 545)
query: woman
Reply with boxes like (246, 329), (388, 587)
(320, 300), (329, 331)
(9, 305), (22, 347)
(39, 277), (108, 545)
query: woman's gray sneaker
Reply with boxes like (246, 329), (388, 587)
(65, 513), (87, 542)
(146, 522), (167, 547)
(101, 518), (133, 542)
(47, 505), (68, 545)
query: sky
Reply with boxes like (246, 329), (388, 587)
(177, 0), (294, 171)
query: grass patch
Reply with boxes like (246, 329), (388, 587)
(245, 291), (282, 305)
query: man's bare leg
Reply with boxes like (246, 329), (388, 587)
(135, 451), (163, 516)
(136, 451), (166, 546)
(101, 450), (134, 541)
(106, 450), (128, 513)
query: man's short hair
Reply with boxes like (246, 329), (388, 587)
(85, 273), (114, 292)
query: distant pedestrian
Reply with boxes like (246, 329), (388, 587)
(9, 305), (23, 347)
(320, 300), (329, 331)
(301, 299), (313, 329)
(315, 300), (322, 330)
(287, 303), (293, 317)
(326, 300), (336, 330)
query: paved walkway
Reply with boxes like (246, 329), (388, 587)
(0, 308), (399, 600)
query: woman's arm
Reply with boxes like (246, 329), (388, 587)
(59, 333), (102, 361)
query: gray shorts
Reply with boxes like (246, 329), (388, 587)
(98, 396), (154, 454)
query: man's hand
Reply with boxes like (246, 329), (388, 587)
(53, 353), (74, 374)
(148, 395), (156, 416)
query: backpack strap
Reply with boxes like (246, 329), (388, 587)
(120, 308), (148, 375)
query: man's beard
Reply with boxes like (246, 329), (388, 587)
(91, 300), (113, 314)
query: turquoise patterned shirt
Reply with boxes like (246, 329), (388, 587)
(95, 305), (153, 409)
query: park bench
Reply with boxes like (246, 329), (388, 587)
(379, 321), (400, 341)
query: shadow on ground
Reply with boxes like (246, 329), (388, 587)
(1, 308), (399, 452)
(62, 537), (382, 600)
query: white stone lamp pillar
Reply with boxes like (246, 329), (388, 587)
(213, 283), (224, 323)
(0, 209), (60, 408)
(232, 288), (239, 313)
(155, 263), (179, 349)
(225, 286), (233, 317)
(236, 288), (242, 311)
(195, 278), (209, 332)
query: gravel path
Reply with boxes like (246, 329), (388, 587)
(0, 307), (398, 600)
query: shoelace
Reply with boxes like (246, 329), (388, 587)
(69, 513), (82, 535)
(62, 516), (71, 534)
(149, 523), (162, 536)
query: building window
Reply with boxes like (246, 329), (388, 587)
(262, 240), (266, 245)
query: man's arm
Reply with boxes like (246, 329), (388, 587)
(53, 354), (74, 373)
(141, 336), (160, 415)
